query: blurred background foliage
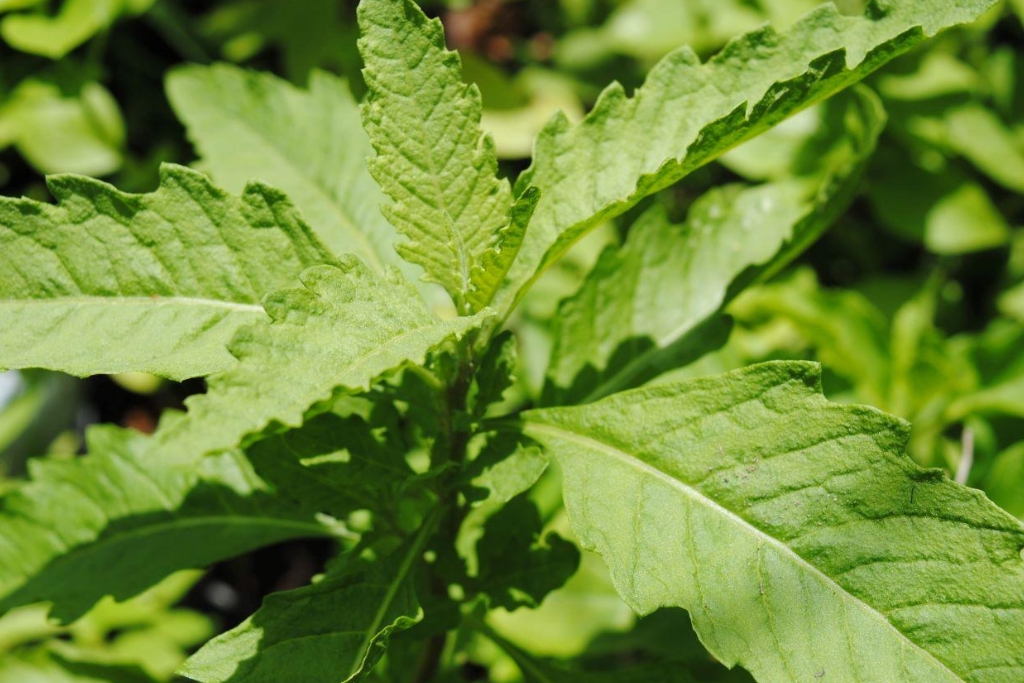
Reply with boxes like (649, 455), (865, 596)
(0, 0), (1021, 681)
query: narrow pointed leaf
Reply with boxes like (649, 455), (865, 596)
(525, 362), (1024, 682)
(0, 426), (334, 623)
(544, 88), (884, 405)
(358, 0), (532, 312)
(151, 259), (490, 465)
(0, 164), (335, 380)
(497, 0), (997, 313)
(166, 65), (409, 279)
(180, 514), (439, 683)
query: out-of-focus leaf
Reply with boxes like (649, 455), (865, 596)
(942, 103), (1024, 194)
(867, 146), (1010, 254)
(0, 80), (124, 176)
(0, 0), (156, 58)
(985, 442), (1024, 519)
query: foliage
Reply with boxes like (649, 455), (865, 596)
(0, 0), (1022, 682)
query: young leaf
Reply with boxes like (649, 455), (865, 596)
(166, 65), (411, 280)
(496, 0), (998, 313)
(179, 511), (440, 683)
(0, 164), (336, 380)
(0, 426), (335, 623)
(524, 362), (1024, 682)
(544, 88), (884, 405)
(150, 258), (490, 466)
(358, 0), (536, 313)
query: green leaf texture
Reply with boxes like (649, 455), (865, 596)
(358, 0), (534, 313)
(525, 362), (1024, 682)
(0, 426), (333, 623)
(180, 513), (438, 683)
(544, 89), (884, 405)
(498, 0), (998, 313)
(0, 164), (335, 380)
(150, 258), (489, 465)
(166, 65), (409, 279)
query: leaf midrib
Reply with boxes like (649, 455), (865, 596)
(524, 420), (965, 682)
(0, 295), (265, 313)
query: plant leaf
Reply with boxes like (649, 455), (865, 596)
(179, 512), (439, 683)
(150, 258), (489, 466)
(497, 0), (998, 313)
(470, 495), (580, 611)
(245, 412), (414, 521)
(358, 0), (534, 313)
(0, 0), (156, 58)
(543, 88), (884, 405)
(0, 164), (336, 380)
(166, 64), (411, 281)
(524, 362), (1024, 682)
(0, 426), (334, 623)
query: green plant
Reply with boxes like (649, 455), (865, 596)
(1, 0), (1021, 681)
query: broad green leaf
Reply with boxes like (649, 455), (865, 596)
(180, 512), (439, 683)
(0, 80), (124, 176)
(497, 0), (998, 314)
(943, 104), (1024, 194)
(166, 65), (411, 282)
(358, 0), (536, 313)
(0, 164), (336, 380)
(470, 495), (579, 610)
(0, 426), (334, 623)
(150, 259), (489, 466)
(544, 88), (883, 406)
(524, 362), (1024, 683)
(0, 0), (155, 58)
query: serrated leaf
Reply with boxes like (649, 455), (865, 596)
(166, 64), (411, 281)
(179, 513), (439, 683)
(497, 0), (998, 313)
(358, 0), (534, 313)
(525, 362), (1024, 682)
(544, 88), (884, 405)
(0, 426), (334, 623)
(0, 164), (336, 380)
(150, 259), (489, 466)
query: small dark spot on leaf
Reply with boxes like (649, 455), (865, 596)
(814, 669), (825, 678)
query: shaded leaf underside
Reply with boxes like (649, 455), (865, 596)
(0, 426), (332, 623)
